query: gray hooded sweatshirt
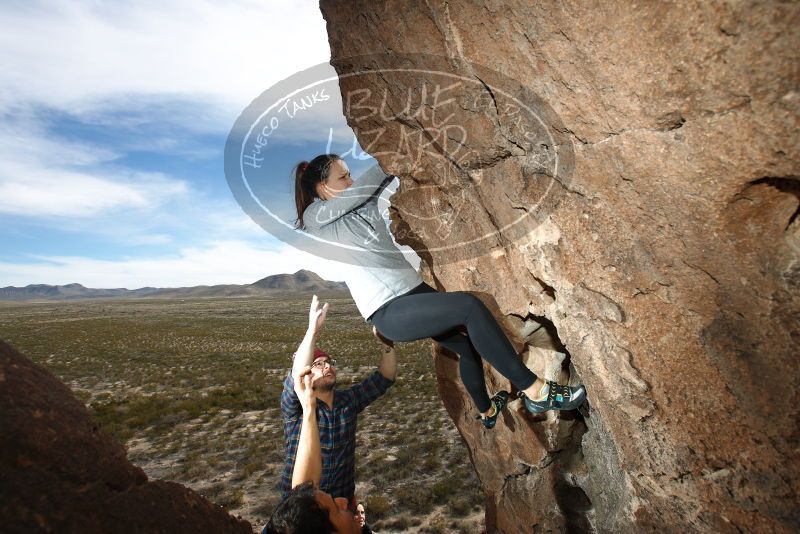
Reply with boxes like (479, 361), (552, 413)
(302, 163), (423, 321)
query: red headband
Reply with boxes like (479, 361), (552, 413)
(291, 347), (329, 361)
(300, 162), (309, 173)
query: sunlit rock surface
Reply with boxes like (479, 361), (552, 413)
(320, 1), (799, 532)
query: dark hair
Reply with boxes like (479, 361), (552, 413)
(264, 481), (335, 534)
(294, 154), (341, 230)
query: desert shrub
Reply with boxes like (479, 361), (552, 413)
(390, 429), (414, 447)
(181, 450), (210, 478)
(422, 453), (439, 471)
(216, 488), (244, 509)
(446, 452), (463, 468)
(356, 449), (389, 479)
(241, 459), (262, 479)
(365, 494), (390, 520)
(397, 438), (425, 465)
(421, 516), (448, 534)
(199, 482), (225, 500)
(376, 513), (412, 531)
(73, 389), (91, 403)
(394, 484), (434, 515)
(468, 481), (485, 508)
(366, 470), (387, 489)
(430, 475), (462, 504)
(266, 447), (284, 463)
(448, 496), (471, 517)
(252, 493), (283, 520)
(421, 438), (440, 453)
(449, 520), (471, 534)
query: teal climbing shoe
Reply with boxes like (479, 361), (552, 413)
(521, 381), (586, 414)
(476, 390), (510, 429)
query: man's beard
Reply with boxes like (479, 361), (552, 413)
(313, 375), (336, 392)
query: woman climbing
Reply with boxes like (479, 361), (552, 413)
(293, 154), (586, 428)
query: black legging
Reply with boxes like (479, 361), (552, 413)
(368, 282), (538, 412)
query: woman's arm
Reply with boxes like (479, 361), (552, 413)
(303, 163), (395, 230)
(291, 367), (321, 488)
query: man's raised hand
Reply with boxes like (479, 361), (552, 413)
(308, 294), (329, 334)
(292, 295), (329, 377)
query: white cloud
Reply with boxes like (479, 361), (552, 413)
(0, 112), (271, 242)
(0, 240), (367, 288)
(0, 116), (188, 217)
(0, 109), (121, 166)
(0, 0), (332, 122)
(0, 166), (187, 218)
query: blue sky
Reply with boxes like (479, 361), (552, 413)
(0, 0), (418, 288)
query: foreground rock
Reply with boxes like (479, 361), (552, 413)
(320, 1), (799, 532)
(0, 339), (253, 534)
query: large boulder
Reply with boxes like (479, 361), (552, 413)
(0, 339), (254, 534)
(319, 1), (799, 532)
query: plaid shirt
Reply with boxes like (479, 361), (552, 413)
(279, 369), (393, 501)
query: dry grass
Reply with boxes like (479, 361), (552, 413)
(0, 295), (485, 532)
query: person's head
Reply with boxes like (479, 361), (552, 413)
(294, 154), (352, 229)
(265, 481), (360, 534)
(310, 350), (337, 392)
(355, 502), (366, 528)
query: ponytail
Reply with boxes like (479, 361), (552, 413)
(293, 154), (340, 230)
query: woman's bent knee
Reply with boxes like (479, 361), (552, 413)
(452, 291), (485, 318)
(451, 291), (480, 308)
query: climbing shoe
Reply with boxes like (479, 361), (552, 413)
(476, 390), (510, 429)
(521, 381), (586, 414)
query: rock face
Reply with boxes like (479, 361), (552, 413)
(0, 340), (253, 534)
(319, 1), (799, 532)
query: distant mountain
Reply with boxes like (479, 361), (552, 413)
(0, 283), (132, 300)
(251, 269), (341, 292)
(0, 270), (348, 301)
